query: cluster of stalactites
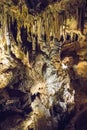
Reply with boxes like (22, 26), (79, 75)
(0, 2), (78, 54)
(11, 10), (66, 44)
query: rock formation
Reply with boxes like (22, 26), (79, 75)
(0, 0), (87, 130)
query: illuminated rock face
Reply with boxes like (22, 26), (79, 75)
(0, 0), (87, 130)
(0, 44), (75, 130)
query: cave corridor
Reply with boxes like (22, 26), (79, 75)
(0, 0), (87, 130)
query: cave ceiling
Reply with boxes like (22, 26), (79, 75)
(0, 0), (86, 15)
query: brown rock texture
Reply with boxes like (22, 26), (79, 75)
(0, 0), (87, 130)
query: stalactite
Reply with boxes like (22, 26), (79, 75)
(27, 23), (32, 43)
(3, 5), (8, 53)
(32, 19), (37, 52)
(17, 25), (22, 47)
(54, 11), (56, 38)
(46, 16), (49, 41)
(57, 13), (60, 40)
(32, 36), (36, 53)
(0, 12), (3, 53)
(37, 16), (42, 41)
(5, 25), (11, 54)
(0, 15), (2, 38)
(19, 0), (23, 14)
(55, 11), (59, 39)
(43, 12), (46, 41)
(49, 12), (53, 41)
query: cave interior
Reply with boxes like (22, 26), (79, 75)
(0, 0), (87, 130)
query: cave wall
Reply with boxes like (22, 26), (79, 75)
(0, 0), (87, 130)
